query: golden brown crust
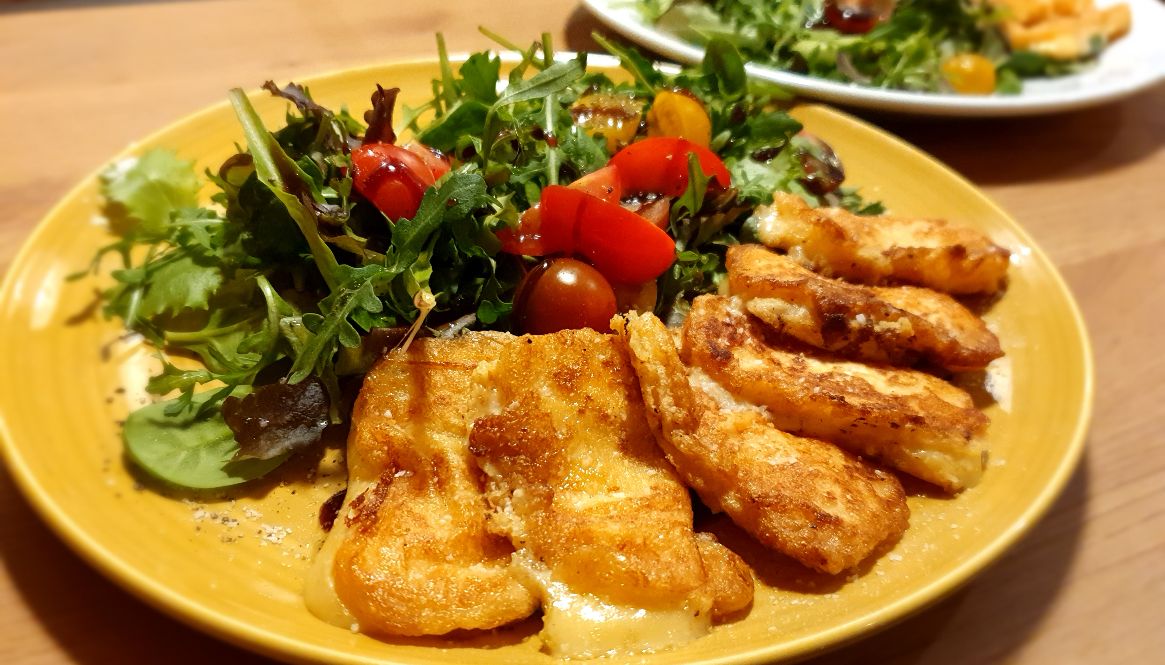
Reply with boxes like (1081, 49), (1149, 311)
(694, 533), (755, 618)
(616, 313), (910, 574)
(871, 284), (1003, 371)
(330, 334), (537, 636)
(754, 192), (1010, 295)
(681, 296), (988, 492)
(468, 329), (749, 611)
(727, 244), (1003, 371)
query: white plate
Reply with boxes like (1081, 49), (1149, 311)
(583, 0), (1165, 116)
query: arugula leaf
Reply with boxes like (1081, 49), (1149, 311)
(229, 89), (341, 289)
(671, 152), (711, 230)
(491, 59), (584, 110)
(701, 38), (748, 100)
(458, 52), (502, 103)
(416, 100), (490, 153)
(387, 171), (490, 271)
(124, 388), (287, 489)
(101, 149), (202, 238)
(288, 264), (387, 384)
(592, 32), (665, 89)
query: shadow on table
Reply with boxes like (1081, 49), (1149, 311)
(862, 93), (1161, 185)
(563, 5), (607, 55)
(0, 464), (275, 664)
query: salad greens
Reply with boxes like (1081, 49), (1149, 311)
(89, 33), (878, 489)
(640, 0), (1092, 93)
(122, 387), (289, 489)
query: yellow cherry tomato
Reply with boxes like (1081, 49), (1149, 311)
(646, 90), (712, 148)
(570, 92), (644, 154)
(941, 53), (997, 95)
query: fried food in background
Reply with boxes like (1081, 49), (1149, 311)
(469, 328), (752, 657)
(304, 334), (537, 636)
(616, 312), (909, 575)
(754, 192), (1010, 295)
(992, 0), (1131, 60)
(682, 296), (988, 492)
(727, 244), (1003, 371)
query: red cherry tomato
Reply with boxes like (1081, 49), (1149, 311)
(350, 143), (437, 221)
(514, 258), (617, 334)
(608, 137), (731, 198)
(403, 142), (451, 180)
(540, 185), (676, 284)
(497, 206), (546, 255)
(497, 166), (623, 255)
(823, 0), (893, 35)
(630, 197), (671, 230)
(568, 165), (622, 203)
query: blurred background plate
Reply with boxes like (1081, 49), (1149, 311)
(584, 0), (1165, 116)
(0, 56), (1091, 664)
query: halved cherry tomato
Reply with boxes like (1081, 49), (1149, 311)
(497, 166), (623, 255)
(568, 165), (622, 203)
(513, 257), (617, 334)
(351, 143), (436, 221)
(539, 185), (676, 284)
(403, 142), (451, 180)
(629, 197), (671, 230)
(646, 90), (712, 147)
(535, 185), (585, 254)
(497, 206), (545, 255)
(608, 137), (731, 198)
(941, 53), (997, 95)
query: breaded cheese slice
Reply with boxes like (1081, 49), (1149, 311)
(468, 328), (753, 658)
(304, 333), (537, 637)
(616, 312), (909, 575)
(727, 244), (1003, 371)
(682, 296), (989, 492)
(754, 192), (1010, 295)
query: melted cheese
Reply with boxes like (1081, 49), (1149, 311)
(512, 552), (710, 659)
(302, 479), (372, 631)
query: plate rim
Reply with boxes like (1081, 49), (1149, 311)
(0, 54), (1095, 665)
(582, 0), (1165, 117)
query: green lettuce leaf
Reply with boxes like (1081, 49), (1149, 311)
(101, 149), (202, 237)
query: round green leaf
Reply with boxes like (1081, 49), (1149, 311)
(123, 390), (287, 489)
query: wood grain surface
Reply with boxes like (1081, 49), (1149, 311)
(1, 1), (1162, 664)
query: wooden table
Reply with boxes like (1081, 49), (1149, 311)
(1, 1), (1162, 663)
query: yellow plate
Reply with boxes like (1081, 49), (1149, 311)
(0, 57), (1092, 664)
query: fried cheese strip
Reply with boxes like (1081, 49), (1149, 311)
(727, 244), (1003, 371)
(468, 329), (752, 657)
(990, 0), (1131, 60)
(683, 296), (988, 491)
(615, 312), (909, 575)
(754, 192), (1010, 295)
(304, 334), (537, 637)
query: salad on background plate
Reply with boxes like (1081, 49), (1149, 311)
(584, 0), (1165, 115)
